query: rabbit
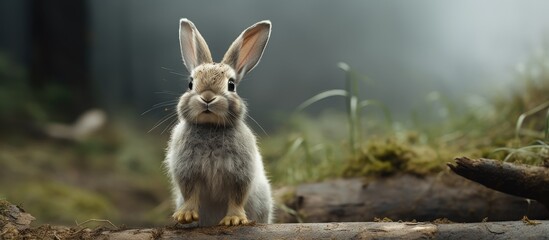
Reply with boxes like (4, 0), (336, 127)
(164, 18), (273, 227)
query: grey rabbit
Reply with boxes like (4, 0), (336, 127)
(165, 18), (273, 226)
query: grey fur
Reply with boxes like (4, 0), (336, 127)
(166, 122), (273, 226)
(165, 18), (273, 227)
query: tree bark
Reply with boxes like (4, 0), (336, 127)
(274, 173), (549, 223)
(448, 157), (549, 209)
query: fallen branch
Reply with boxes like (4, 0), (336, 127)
(448, 157), (549, 209)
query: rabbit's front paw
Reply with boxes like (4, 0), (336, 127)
(219, 215), (249, 226)
(173, 208), (199, 224)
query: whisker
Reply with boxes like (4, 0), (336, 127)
(148, 112), (178, 133)
(155, 91), (180, 96)
(161, 67), (187, 77)
(226, 112), (238, 127)
(160, 67), (176, 71)
(169, 71), (186, 77)
(247, 115), (268, 136)
(162, 117), (179, 135)
(141, 102), (178, 116)
(222, 127), (226, 149)
(152, 99), (179, 107)
(225, 114), (232, 128)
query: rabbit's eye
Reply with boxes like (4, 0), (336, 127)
(228, 79), (236, 92)
(188, 81), (193, 90)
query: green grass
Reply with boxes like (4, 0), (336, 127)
(266, 63), (449, 184)
(492, 98), (549, 165)
(488, 49), (549, 165)
(265, 63), (397, 185)
(261, 113), (348, 185)
(494, 140), (548, 164)
(297, 62), (392, 158)
(515, 100), (549, 142)
(265, 53), (549, 185)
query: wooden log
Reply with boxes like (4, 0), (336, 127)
(275, 173), (549, 223)
(448, 157), (549, 209)
(2, 190), (549, 239)
(19, 221), (549, 240)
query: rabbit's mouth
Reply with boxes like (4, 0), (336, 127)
(199, 109), (216, 118)
(184, 96), (236, 126)
(195, 110), (228, 126)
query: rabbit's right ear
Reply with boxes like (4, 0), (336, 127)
(222, 20), (272, 82)
(179, 18), (213, 72)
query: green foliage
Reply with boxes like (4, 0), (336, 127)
(266, 63), (424, 184)
(268, 63), (440, 184)
(515, 100), (549, 142)
(5, 182), (115, 224)
(262, 113), (347, 185)
(489, 48), (549, 165)
(297, 62), (392, 157)
(266, 51), (549, 185)
(494, 49), (549, 140)
(502, 100), (549, 165)
(494, 140), (548, 165)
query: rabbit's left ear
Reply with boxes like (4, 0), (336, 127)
(222, 20), (271, 81)
(179, 18), (213, 72)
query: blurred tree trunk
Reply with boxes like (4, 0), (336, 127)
(30, 0), (92, 119)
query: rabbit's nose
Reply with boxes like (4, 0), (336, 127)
(201, 97), (216, 103)
(200, 91), (217, 103)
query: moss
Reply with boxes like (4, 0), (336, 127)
(6, 182), (115, 225)
(342, 137), (448, 177)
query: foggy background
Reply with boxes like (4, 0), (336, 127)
(3, 1), (549, 130)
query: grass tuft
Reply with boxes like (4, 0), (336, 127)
(515, 100), (549, 142)
(297, 62), (392, 157)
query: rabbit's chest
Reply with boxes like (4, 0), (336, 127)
(182, 127), (240, 161)
(178, 126), (252, 185)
